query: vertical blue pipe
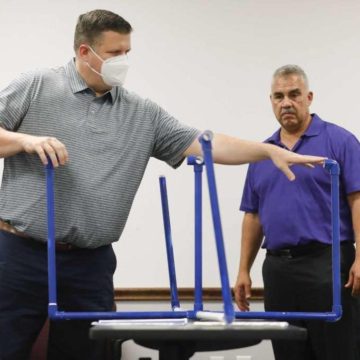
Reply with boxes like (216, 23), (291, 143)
(188, 156), (204, 312)
(324, 159), (342, 318)
(46, 161), (58, 316)
(159, 176), (180, 310)
(199, 131), (235, 323)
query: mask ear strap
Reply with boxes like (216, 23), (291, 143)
(85, 62), (102, 77)
(88, 46), (104, 63)
(83, 45), (104, 77)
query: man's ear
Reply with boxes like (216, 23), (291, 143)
(308, 91), (313, 105)
(78, 44), (90, 59)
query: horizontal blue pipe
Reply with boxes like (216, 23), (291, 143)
(50, 310), (191, 321)
(235, 311), (341, 321)
(191, 309), (341, 321)
(49, 309), (341, 322)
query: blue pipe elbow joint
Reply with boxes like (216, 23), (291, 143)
(324, 159), (340, 175)
(198, 130), (214, 147)
(187, 156), (204, 166)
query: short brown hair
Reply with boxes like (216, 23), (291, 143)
(74, 9), (132, 51)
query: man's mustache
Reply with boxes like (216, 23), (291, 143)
(281, 109), (296, 115)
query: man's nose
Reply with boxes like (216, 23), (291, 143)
(281, 96), (292, 107)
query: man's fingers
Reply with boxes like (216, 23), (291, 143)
(43, 143), (59, 167)
(244, 284), (252, 300)
(352, 277), (360, 297)
(280, 165), (295, 181)
(238, 296), (250, 311)
(236, 285), (250, 311)
(344, 272), (360, 297)
(304, 163), (315, 168)
(35, 146), (49, 165)
(23, 135), (69, 166)
(292, 155), (326, 165)
(344, 273), (353, 288)
(49, 138), (69, 165)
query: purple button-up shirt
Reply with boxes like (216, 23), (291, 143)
(240, 114), (360, 250)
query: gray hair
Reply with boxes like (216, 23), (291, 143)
(272, 64), (309, 89)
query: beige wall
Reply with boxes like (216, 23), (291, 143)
(0, 0), (359, 289)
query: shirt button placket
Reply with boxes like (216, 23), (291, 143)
(88, 100), (97, 124)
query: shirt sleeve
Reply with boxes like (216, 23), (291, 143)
(148, 99), (200, 168)
(240, 164), (259, 213)
(332, 131), (360, 194)
(0, 71), (38, 131)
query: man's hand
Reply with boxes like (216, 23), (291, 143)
(345, 258), (360, 297)
(20, 134), (69, 167)
(267, 144), (325, 181)
(234, 271), (252, 311)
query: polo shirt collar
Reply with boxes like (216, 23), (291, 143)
(65, 59), (117, 102)
(65, 59), (89, 94)
(302, 113), (324, 137)
(265, 113), (324, 145)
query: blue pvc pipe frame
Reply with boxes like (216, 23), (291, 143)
(46, 130), (342, 323)
(198, 130), (342, 322)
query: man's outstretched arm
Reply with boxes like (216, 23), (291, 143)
(183, 133), (325, 180)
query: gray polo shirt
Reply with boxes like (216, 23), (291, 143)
(0, 59), (199, 248)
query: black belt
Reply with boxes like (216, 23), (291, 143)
(53, 242), (81, 252)
(0, 228), (81, 252)
(30, 238), (81, 252)
(29, 237), (81, 252)
(267, 240), (353, 258)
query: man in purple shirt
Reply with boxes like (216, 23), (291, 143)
(233, 65), (360, 360)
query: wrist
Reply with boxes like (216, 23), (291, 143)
(239, 265), (251, 274)
(263, 143), (275, 159)
(14, 133), (28, 152)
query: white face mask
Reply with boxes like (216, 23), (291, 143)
(87, 46), (129, 87)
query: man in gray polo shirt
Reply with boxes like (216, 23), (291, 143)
(0, 9), (324, 360)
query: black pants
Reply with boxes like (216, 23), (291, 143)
(263, 241), (360, 360)
(0, 231), (116, 360)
